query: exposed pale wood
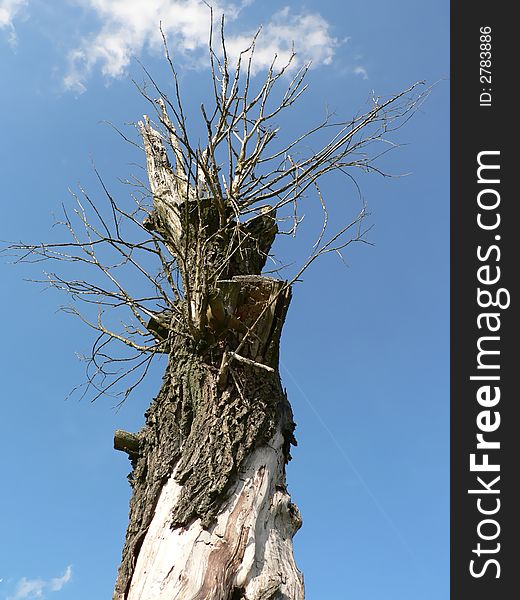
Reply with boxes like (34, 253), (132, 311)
(122, 426), (303, 600)
(138, 117), (186, 246)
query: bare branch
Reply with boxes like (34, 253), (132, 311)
(6, 22), (425, 405)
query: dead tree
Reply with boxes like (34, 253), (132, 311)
(9, 23), (425, 600)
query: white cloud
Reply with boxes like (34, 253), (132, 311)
(48, 566), (72, 592)
(224, 7), (338, 75)
(64, 0), (339, 92)
(7, 566), (72, 600)
(0, 0), (28, 45)
(8, 578), (46, 600)
(0, 0), (26, 27)
(354, 65), (368, 80)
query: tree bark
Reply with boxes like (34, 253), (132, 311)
(113, 277), (303, 599)
(113, 114), (304, 599)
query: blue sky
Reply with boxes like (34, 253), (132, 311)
(0, 1), (449, 599)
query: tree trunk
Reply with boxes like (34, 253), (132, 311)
(112, 110), (305, 598)
(113, 277), (303, 599)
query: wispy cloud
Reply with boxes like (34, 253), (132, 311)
(354, 65), (368, 80)
(0, 0), (28, 45)
(47, 567), (72, 593)
(7, 566), (72, 600)
(64, 0), (339, 92)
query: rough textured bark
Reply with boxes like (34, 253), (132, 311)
(112, 112), (304, 598)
